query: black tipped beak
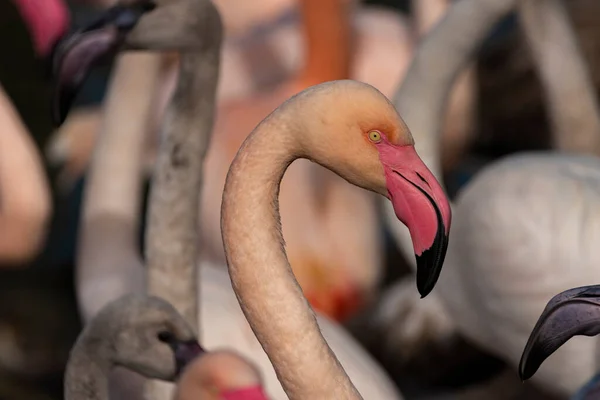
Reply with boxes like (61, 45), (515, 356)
(174, 340), (205, 377)
(50, 1), (156, 126)
(391, 171), (450, 298)
(385, 145), (452, 299)
(519, 285), (600, 381)
(415, 200), (449, 298)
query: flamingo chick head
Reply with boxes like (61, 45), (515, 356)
(85, 294), (204, 381)
(288, 81), (451, 297)
(175, 350), (268, 400)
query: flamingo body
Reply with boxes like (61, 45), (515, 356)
(438, 153), (600, 396)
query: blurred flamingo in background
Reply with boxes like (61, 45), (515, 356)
(50, 0), (413, 322)
(369, 0), (600, 397)
(63, 3), (404, 399)
(198, 0), (382, 322)
(0, 0), (71, 264)
(0, 88), (52, 264)
(175, 350), (269, 400)
(49, 0), (476, 322)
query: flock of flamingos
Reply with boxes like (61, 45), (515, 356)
(8, 0), (600, 398)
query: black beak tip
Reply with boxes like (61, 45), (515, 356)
(49, 40), (90, 128)
(416, 271), (435, 299)
(51, 90), (69, 127)
(517, 364), (527, 382)
(518, 349), (538, 382)
(415, 231), (449, 298)
(49, 49), (69, 127)
(518, 365), (533, 382)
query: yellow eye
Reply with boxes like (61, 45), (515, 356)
(368, 130), (382, 143)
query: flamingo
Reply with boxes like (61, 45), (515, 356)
(217, 78), (451, 398)
(437, 2), (600, 395)
(199, 0), (472, 320)
(64, 294), (203, 400)
(0, 0), (70, 263)
(175, 350), (268, 400)
(52, 1), (450, 398)
(0, 87), (52, 263)
(47, 0), (386, 321)
(374, 0), (600, 396)
(68, 293), (266, 400)
(46, 0), (470, 321)
(355, 0), (517, 367)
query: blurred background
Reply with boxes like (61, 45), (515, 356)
(3, 0), (600, 398)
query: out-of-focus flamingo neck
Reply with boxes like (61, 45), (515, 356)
(298, 0), (352, 87)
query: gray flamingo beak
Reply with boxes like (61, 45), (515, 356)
(50, 1), (155, 126)
(519, 285), (600, 381)
(173, 340), (205, 377)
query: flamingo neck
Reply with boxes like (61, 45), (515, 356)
(77, 54), (161, 322)
(145, 49), (220, 326)
(298, 0), (351, 86)
(64, 335), (111, 400)
(221, 113), (361, 399)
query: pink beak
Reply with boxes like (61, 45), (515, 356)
(377, 143), (451, 297)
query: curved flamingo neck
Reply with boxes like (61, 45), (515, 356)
(65, 334), (111, 400)
(221, 111), (361, 399)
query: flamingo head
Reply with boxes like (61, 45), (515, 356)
(97, 295), (204, 381)
(175, 350), (268, 400)
(294, 81), (452, 297)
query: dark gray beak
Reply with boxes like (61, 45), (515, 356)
(173, 340), (205, 377)
(519, 285), (600, 381)
(50, 1), (155, 126)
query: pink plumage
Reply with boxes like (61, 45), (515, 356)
(222, 386), (269, 400)
(11, 0), (70, 57)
